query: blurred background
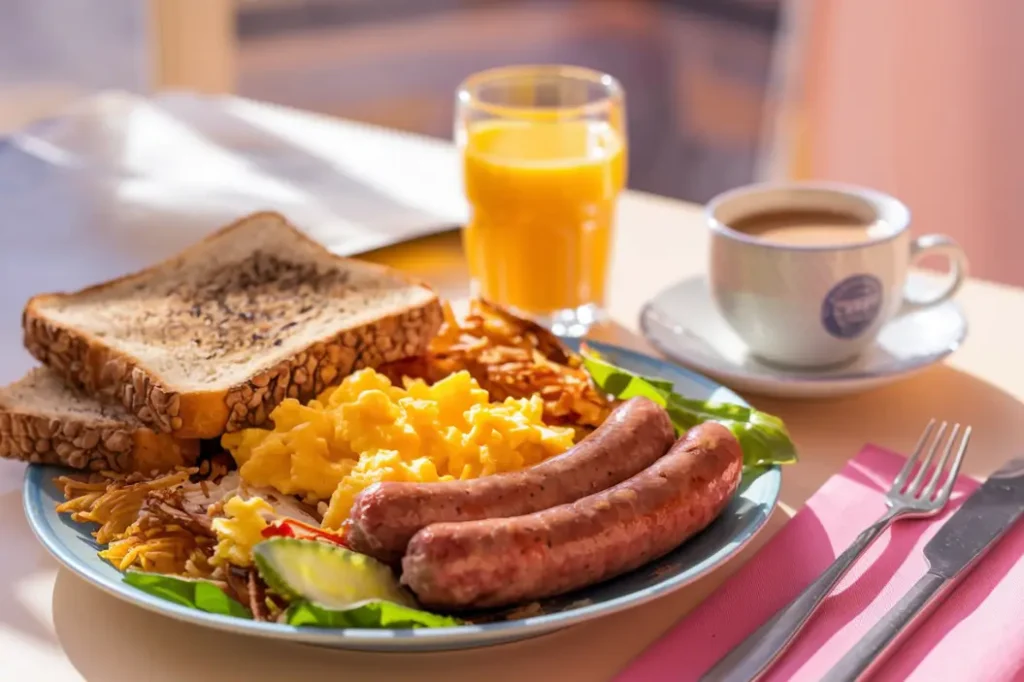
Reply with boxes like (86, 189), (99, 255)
(1, 0), (1022, 286)
(234, 0), (780, 203)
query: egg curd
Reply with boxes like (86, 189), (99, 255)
(211, 495), (273, 567)
(221, 369), (577, 530)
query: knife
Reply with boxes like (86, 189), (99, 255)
(822, 458), (1024, 682)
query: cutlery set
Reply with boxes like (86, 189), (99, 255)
(704, 420), (1024, 681)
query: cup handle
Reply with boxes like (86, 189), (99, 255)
(903, 234), (968, 310)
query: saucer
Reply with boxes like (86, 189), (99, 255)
(639, 274), (968, 399)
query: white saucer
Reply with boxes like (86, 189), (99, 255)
(639, 274), (968, 399)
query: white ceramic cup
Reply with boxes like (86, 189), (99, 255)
(706, 182), (968, 368)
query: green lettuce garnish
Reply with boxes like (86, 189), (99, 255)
(285, 599), (462, 629)
(581, 349), (797, 470)
(123, 568), (461, 629)
(124, 570), (252, 619)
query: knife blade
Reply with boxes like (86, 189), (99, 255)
(823, 458), (1024, 682)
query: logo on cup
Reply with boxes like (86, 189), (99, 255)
(821, 274), (884, 339)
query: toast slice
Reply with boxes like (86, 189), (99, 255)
(0, 367), (199, 472)
(23, 211), (444, 439)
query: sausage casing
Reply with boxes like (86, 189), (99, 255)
(346, 397), (675, 564)
(400, 421), (743, 609)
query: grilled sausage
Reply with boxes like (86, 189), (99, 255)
(346, 397), (675, 564)
(401, 421), (742, 609)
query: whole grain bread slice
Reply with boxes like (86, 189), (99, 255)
(23, 211), (444, 439)
(0, 367), (199, 472)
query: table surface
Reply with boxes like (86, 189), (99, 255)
(4, 133), (1024, 682)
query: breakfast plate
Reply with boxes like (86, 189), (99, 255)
(640, 274), (967, 399)
(10, 212), (791, 654)
(24, 339), (782, 652)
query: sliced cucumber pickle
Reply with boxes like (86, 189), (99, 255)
(253, 538), (413, 609)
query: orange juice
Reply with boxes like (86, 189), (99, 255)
(462, 119), (626, 315)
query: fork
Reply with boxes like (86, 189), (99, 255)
(701, 420), (972, 682)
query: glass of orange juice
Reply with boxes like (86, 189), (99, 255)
(456, 65), (627, 336)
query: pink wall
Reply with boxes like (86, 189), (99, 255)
(775, 0), (1024, 286)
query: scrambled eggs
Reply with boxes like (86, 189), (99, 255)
(222, 369), (576, 529)
(211, 495), (273, 567)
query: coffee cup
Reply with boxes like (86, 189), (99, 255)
(706, 182), (968, 368)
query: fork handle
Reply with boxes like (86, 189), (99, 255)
(821, 572), (948, 682)
(700, 511), (900, 682)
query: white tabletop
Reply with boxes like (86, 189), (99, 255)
(3, 108), (1024, 682)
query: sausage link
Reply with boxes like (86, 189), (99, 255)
(346, 397), (675, 564)
(401, 421), (742, 610)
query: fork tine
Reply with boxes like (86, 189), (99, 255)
(891, 419), (936, 494)
(936, 426), (972, 502)
(906, 421), (948, 496)
(921, 423), (960, 499)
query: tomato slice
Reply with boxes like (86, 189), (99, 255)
(261, 519), (349, 548)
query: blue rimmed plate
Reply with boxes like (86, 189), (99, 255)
(23, 340), (781, 652)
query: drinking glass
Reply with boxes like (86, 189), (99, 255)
(455, 65), (627, 336)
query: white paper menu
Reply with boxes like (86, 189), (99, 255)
(0, 91), (468, 383)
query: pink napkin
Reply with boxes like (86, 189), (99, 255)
(615, 446), (1024, 682)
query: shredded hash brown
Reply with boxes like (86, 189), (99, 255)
(378, 299), (612, 429)
(56, 468), (212, 575)
(56, 464), (234, 578)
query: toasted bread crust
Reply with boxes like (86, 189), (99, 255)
(217, 303), (443, 433)
(0, 408), (198, 472)
(24, 293), (442, 439)
(22, 211), (444, 439)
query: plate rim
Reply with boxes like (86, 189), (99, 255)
(23, 340), (782, 649)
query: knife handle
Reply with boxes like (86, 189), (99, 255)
(821, 572), (949, 682)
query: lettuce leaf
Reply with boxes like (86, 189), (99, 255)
(123, 570), (459, 629)
(581, 350), (797, 470)
(286, 599), (462, 629)
(124, 571), (252, 619)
